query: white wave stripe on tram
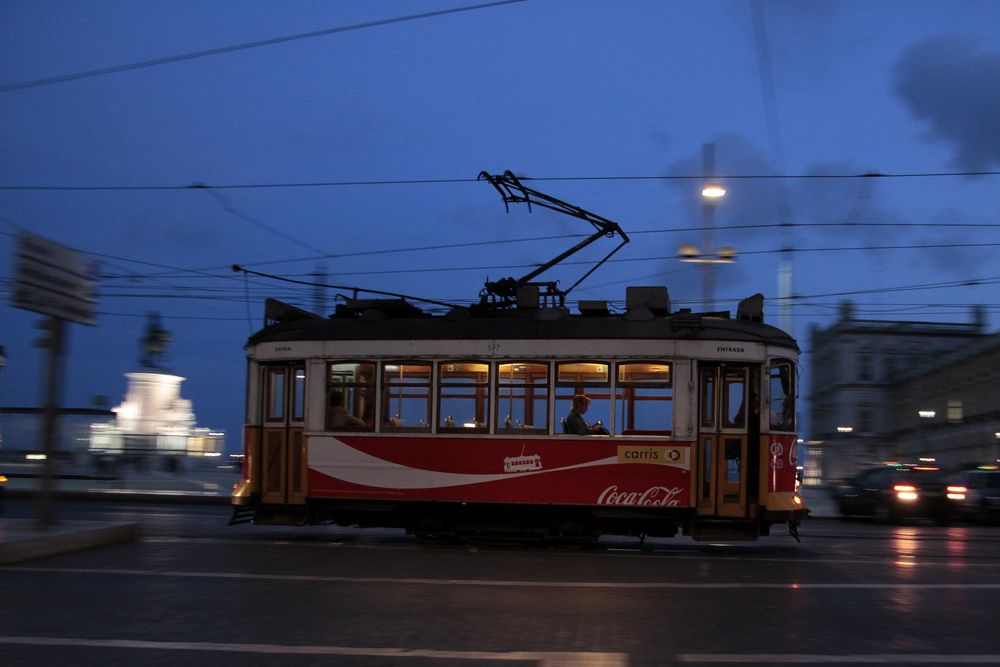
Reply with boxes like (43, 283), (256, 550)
(309, 436), (619, 489)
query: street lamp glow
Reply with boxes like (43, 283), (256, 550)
(918, 410), (936, 418)
(677, 244), (737, 264)
(701, 184), (726, 199)
(837, 426), (853, 433)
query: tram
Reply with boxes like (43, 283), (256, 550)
(230, 172), (806, 542)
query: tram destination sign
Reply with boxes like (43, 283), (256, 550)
(12, 231), (100, 326)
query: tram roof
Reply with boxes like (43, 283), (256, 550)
(247, 298), (799, 352)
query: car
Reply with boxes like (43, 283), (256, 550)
(834, 464), (966, 524)
(952, 468), (1000, 524)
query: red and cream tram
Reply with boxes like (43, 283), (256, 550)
(231, 288), (806, 542)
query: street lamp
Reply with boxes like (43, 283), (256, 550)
(702, 184), (727, 199)
(918, 409), (935, 460)
(677, 170), (736, 311)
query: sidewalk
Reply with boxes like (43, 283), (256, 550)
(0, 517), (141, 564)
(0, 466), (227, 564)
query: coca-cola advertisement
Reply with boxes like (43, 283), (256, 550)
(307, 435), (693, 507)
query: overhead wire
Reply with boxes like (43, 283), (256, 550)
(3, 169), (1000, 191)
(0, 0), (530, 93)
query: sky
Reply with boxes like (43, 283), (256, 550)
(2, 0), (1000, 452)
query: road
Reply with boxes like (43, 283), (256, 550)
(3, 498), (1000, 666)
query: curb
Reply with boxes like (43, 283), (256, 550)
(0, 521), (142, 565)
(6, 488), (231, 505)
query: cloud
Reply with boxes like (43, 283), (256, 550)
(895, 36), (1000, 170)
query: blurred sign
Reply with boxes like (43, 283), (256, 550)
(12, 232), (100, 325)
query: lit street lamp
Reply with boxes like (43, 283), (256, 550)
(677, 166), (736, 310)
(702, 184), (727, 199)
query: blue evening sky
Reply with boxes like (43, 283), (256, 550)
(2, 1), (999, 447)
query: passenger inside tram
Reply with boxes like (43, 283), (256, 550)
(563, 394), (609, 435)
(328, 390), (366, 428)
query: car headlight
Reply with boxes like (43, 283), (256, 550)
(947, 485), (967, 501)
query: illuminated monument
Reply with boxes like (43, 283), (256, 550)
(90, 313), (224, 458)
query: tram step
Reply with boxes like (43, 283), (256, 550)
(228, 506), (255, 525)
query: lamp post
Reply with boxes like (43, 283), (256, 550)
(677, 143), (735, 311)
(0, 345), (5, 450)
(918, 410), (936, 461)
(678, 184), (735, 311)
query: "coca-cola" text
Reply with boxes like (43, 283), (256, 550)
(597, 485), (683, 506)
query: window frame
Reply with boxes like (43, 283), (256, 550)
(437, 360), (491, 433)
(615, 361), (673, 435)
(326, 361), (376, 432)
(555, 360), (612, 435)
(495, 360), (550, 434)
(381, 360), (433, 432)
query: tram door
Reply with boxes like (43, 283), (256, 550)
(697, 364), (754, 518)
(259, 364), (307, 506)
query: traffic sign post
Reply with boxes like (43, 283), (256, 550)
(36, 317), (66, 527)
(10, 233), (98, 527)
(13, 231), (99, 325)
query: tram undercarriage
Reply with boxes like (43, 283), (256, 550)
(231, 497), (803, 543)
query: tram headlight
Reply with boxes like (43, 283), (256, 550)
(893, 484), (918, 502)
(947, 485), (967, 501)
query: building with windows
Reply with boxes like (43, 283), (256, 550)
(808, 301), (995, 482)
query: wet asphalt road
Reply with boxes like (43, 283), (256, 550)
(3, 499), (1000, 666)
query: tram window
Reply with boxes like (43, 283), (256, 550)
(700, 369), (715, 428)
(768, 362), (795, 432)
(291, 367), (306, 421)
(497, 362), (548, 433)
(702, 436), (713, 499)
(725, 438), (742, 483)
(722, 370), (747, 429)
(382, 362), (432, 432)
(327, 362), (375, 431)
(556, 361), (610, 434)
(265, 367), (286, 422)
(617, 362), (672, 435)
(439, 361), (490, 432)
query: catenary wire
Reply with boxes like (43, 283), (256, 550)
(3, 170), (1000, 190)
(0, 0), (530, 93)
